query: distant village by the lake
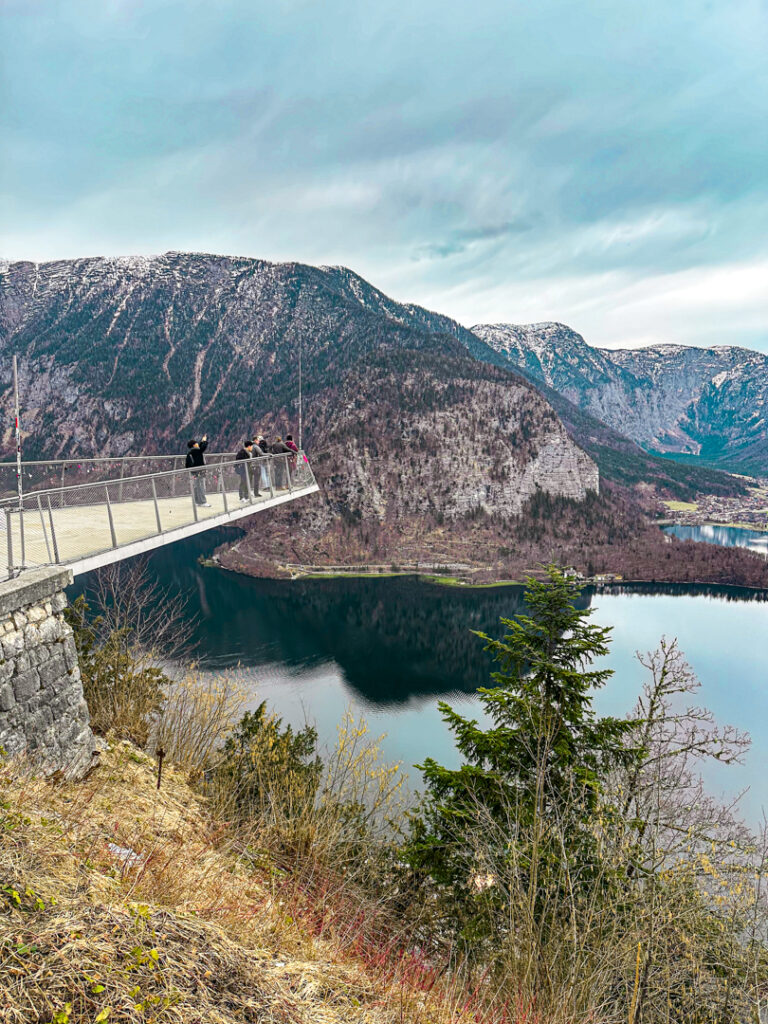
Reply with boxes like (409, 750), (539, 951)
(658, 480), (768, 531)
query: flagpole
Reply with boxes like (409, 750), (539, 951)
(298, 339), (303, 451)
(13, 355), (22, 510)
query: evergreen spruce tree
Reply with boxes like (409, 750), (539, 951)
(406, 565), (638, 939)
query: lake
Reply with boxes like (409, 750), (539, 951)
(72, 527), (768, 821)
(665, 522), (768, 556)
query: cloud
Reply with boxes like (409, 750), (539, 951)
(415, 220), (533, 260)
(1, 0), (766, 350)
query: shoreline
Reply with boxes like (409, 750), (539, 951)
(203, 557), (768, 596)
(297, 572), (768, 595)
(662, 520), (768, 534)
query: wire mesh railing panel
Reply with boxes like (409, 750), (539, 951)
(0, 452), (317, 576)
(290, 451), (316, 490)
(0, 453), (236, 501)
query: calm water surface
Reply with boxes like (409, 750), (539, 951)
(665, 523), (768, 556)
(73, 528), (768, 819)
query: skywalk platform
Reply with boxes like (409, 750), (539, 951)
(0, 452), (318, 578)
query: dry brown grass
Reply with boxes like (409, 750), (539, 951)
(0, 741), (469, 1024)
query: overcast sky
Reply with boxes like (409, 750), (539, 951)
(1, 0), (766, 350)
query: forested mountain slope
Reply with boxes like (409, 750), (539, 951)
(309, 269), (747, 495)
(0, 253), (471, 457)
(1, 253), (746, 499)
(0, 253), (597, 527)
(3, 252), (762, 585)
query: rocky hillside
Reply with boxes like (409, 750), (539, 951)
(1, 253), (746, 497)
(2, 252), (763, 583)
(305, 348), (597, 529)
(0, 739), (449, 1024)
(305, 272), (745, 495)
(0, 253), (597, 528)
(473, 322), (768, 474)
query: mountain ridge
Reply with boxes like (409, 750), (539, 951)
(0, 253), (748, 503)
(473, 320), (768, 473)
(0, 251), (598, 527)
(2, 250), (764, 585)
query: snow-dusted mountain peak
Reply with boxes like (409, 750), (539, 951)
(473, 319), (768, 471)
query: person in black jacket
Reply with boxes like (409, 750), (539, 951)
(185, 435), (210, 506)
(270, 436), (292, 489)
(235, 440), (254, 501)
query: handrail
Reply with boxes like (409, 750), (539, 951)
(0, 453), (281, 505)
(0, 452), (235, 468)
(1, 450), (317, 577)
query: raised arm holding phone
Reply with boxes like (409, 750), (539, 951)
(185, 434), (210, 506)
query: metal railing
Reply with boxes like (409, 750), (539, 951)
(0, 452), (237, 501)
(0, 452), (317, 576)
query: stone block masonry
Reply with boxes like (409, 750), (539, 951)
(0, 566), (95, 778)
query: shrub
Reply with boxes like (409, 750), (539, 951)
(153, 669), (247, 773)
(211, 702), (323, 831)
(65, 594), (169, 746)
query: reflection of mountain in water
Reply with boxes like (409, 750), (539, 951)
(600, 581), (768, 602)
(71, 531), (588, 705)
(71, 532), (763, 706)
(251, 576), (549, 703)
(664, 524), (768, 559)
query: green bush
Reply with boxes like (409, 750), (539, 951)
(212, 702), (322, 826)
(65, 594), (168, 746)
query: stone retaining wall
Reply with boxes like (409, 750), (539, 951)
(0, 566), (95, 777)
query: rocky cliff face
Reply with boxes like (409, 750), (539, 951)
(306, 350), (598, 533)
(311, 287), (746, 497)
(0, 254), (598, 534)
(473, 322), (768, 473)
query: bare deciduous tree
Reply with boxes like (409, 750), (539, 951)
(88, 556), (197, 669)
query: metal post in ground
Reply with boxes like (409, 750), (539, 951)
(5, 509), (13, 576)
(13, 355), (22, 514)
(189, 472), (199, 522)
(18, 506), (25, 569)
(246, 458), (255, 503)
(36, 495), (53, 563)
(298, 338), (303, 451)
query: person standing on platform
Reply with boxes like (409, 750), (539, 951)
(186, 435), (210, 506)
(270, 436), (291, 489)
(235, 440), (254, 501)
(284, 433), (299, 480)
(254, 436), (269, 491)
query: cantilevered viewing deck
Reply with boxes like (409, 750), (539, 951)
(0, 452), (318, 577)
